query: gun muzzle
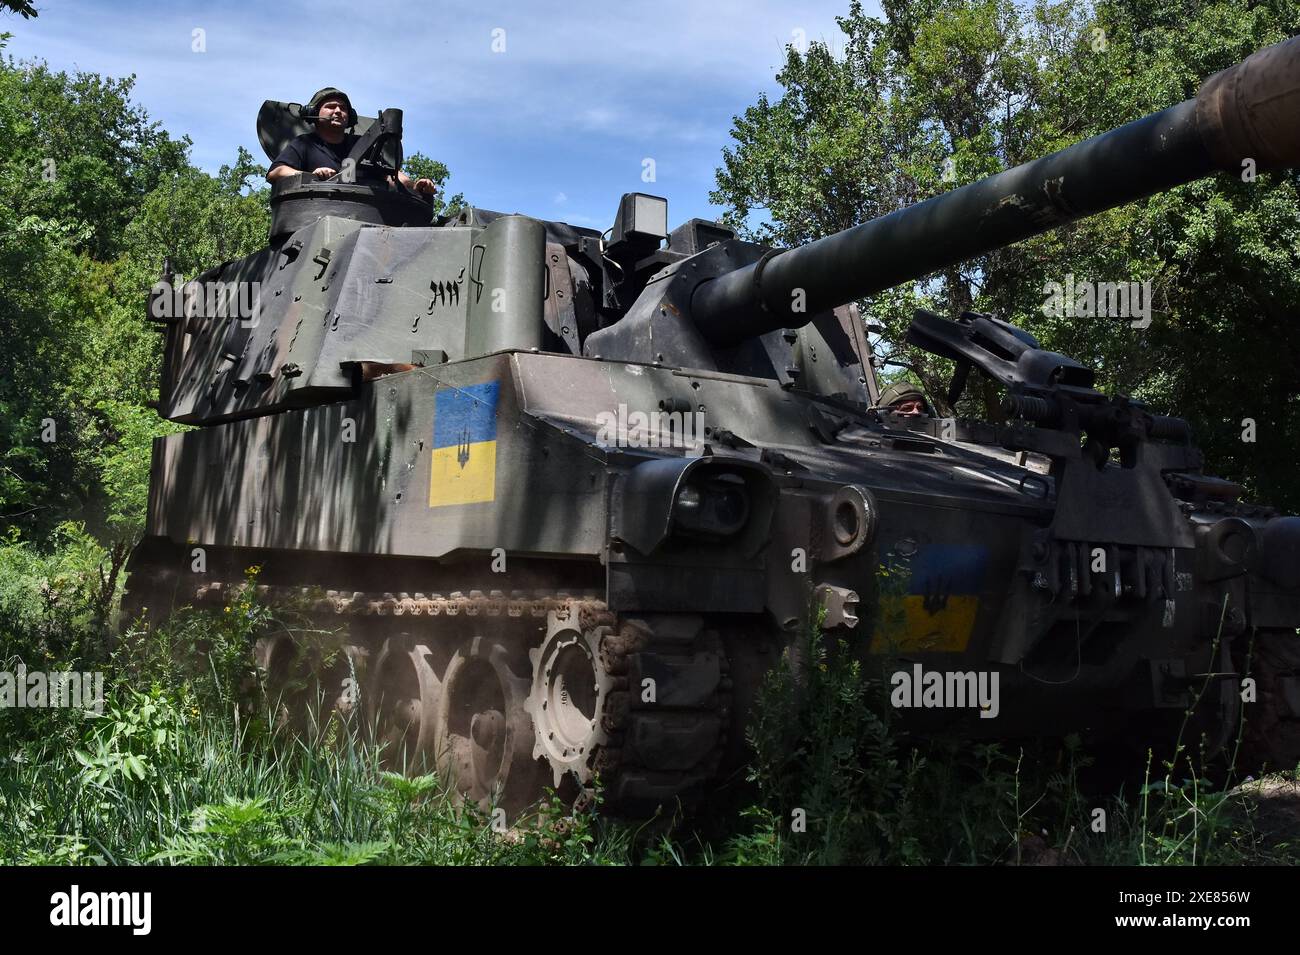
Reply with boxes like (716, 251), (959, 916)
(1196, 35), (1300, 172)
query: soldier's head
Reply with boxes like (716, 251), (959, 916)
(878, 382), (934, 417)
(306, 87), (353, 139)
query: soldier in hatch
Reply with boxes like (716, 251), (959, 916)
(266, 86), (436, 195)
(877, 381), (936, 417)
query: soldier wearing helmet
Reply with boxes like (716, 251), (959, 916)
(877, 381), (936, 417)
(267, 87), (436, 196)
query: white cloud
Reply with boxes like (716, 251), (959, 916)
(6, 0), (859, 150)
(4, 0), (877, 225)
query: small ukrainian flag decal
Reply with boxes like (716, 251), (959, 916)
(429, 381), (499, 507)
(873, 544), (988, 653)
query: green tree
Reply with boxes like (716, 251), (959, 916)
(712, 0), (1300, 507)
(121, 145), (271, 283)
(404, 151), (466, 218)
(0, 57), (190, 260)
(0, 48), (264, 549)
(0, 0), (38, 19)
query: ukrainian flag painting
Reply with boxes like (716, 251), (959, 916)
(429, 381), (500, 507)
(874, 544), (988, 654)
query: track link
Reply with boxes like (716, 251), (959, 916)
(133, 577), (735, 817)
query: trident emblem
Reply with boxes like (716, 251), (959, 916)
(457, 425), (471, 468)
(921, 577), (951, 614)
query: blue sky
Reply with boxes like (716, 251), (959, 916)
(3, 0), (873, 233)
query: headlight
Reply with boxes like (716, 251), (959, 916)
(673, 473), (750, 539)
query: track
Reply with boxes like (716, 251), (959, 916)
(122, 575), (735, 820)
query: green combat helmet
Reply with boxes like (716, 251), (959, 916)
(303, 86), (356, 127)
(878, 381), (935, 416)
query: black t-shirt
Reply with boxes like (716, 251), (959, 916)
(269, 131), (359, 176)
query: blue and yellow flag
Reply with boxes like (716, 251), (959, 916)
(873, 544), (988, 653)
(429, 381), (499, 507)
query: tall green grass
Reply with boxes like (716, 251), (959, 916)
(1, 535), (1295, 865)
(0, 687), (626, 865)
(725, 625), (1298, 865)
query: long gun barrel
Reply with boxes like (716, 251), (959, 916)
(691, 35), (1300, 346)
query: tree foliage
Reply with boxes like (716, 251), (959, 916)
(404, 151), (466, 219)
(712, 0), (1300, 508)
(0, 0), (38, 20)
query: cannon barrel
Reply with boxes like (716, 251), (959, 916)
(692, 35), (1300, 346)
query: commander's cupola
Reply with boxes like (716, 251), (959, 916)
(256, 99), (432, 243)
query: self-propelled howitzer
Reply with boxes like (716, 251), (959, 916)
(126, 37), (1300, 819)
